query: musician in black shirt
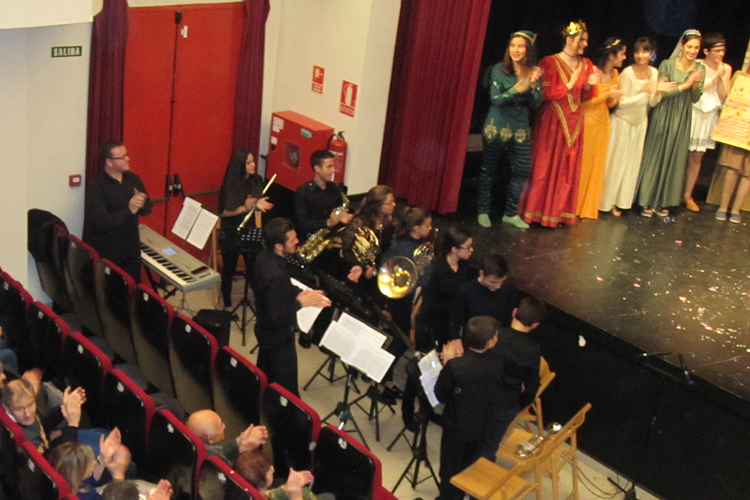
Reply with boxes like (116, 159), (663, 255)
(218, 150), (273, 309)
(294, 150), (352, 239)
(86, 141), (152, 282)
(250, 218), (331, 396)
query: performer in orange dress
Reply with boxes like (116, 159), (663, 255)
(577, 38), (625, 219)
(519, 21), (597, 227)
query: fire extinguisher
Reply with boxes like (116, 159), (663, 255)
(327, 131), (347, 184)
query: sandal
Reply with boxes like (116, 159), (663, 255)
(684, 198), (700, 212)
(611, 206), (622, 217)
(654, 207), (669, 217)
(640, 207), (653, 218)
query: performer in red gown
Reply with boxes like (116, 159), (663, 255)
(519, 21), (597, 227)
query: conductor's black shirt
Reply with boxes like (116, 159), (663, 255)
(250, 249), (302, 348)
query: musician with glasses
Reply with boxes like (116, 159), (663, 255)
(218, 149), (273, 310)
(294, 150), (352, 240)
(86, 140), (152, 282)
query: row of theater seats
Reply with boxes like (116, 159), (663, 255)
(2, 251), (398, 500)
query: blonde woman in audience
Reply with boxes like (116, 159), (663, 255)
(599, 38), (675, 215)
(577, 37), (624, 219)
(684, 33), (732, 211)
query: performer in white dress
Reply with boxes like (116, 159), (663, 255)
(684, 33), (732, 212)
(599, 38), (674, 214)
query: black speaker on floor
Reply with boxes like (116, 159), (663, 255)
(193, 309), (232, 348)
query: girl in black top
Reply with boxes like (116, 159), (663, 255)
(218, 150), (272, 309)
(415, 226), (477, 352)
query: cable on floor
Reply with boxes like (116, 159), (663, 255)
(577, 466), (619, 499)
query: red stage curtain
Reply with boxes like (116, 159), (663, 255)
(84, 0), (128, 184)
(379, 0), (491, 213)
(233, 0), (271, 153)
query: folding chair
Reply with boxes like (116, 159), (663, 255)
(312, 425), (396, 500)
(213, 347), (267, 439)
(496, 403), (593, 500)
(142, 409), (207, 500)
(170, 314), (217, 414)
(64, 235), (104, 336)
(101, 369), (156, 465)
(0, 272), (33, 370)
(262, 383), (321, 480)
(198, 455), (264, 500)
(95, 259), (138, 365)
(130, 284), (176, 397)
(0, 407), (25, 500)
(62, 331), (114, 427)
(17, 441), (70, 500)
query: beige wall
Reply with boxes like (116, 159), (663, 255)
(261, 0), (400, 194)
(0, 23), (91, 299)
(0, 0), (91, 29)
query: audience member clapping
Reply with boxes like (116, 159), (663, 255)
(234, 450), (317, 500)
(187, 409), (268, 463)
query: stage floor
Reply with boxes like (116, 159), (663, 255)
(437, 206), (750, 402)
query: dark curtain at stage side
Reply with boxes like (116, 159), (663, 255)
(85, 0), (128, 186)
(233, 0), (270, 153)
(379, 0), (492, 214)
(84, 0), (128, 237)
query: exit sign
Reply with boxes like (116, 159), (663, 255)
(51, 46), (82, 58)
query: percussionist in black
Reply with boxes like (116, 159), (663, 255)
(294, 150), (352, 239)
(86, 140), (152, 282)
(250, 218), (331, 396)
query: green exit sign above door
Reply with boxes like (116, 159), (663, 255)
(51, 46), (82, 58)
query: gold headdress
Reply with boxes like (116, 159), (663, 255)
(604, 39), (621, 50)
(562, 20), (587, 38)
(512, 30), (537, 45)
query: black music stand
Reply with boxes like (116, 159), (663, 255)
(234, 227), (264, 347)
(388, 356), (439, 493)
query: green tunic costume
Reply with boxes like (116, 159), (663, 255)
(636, 59), (704, 208)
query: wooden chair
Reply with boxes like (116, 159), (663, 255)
(496, 403), (593, 500)
(452, 403), (591, 500)
(510, 357), (557, 436)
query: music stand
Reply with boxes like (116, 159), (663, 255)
(387, 356), (439, 493)
(319, 313), (394, 450)
(234, 227), (263, 346)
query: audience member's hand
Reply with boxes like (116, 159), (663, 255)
(282, 469), (313, 500)
(61, 386), (84, 427)
(106, 444), (132, 481)
(440, 339), (464, 364)
(296, 289), (332, 308)
(148, 480), (174, 500)
(237, 424), (269, 453)
(99, 428), (122, 464)
(22, 368), (43, 396)
(129, 188), (148, 214)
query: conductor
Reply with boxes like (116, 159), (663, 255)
(250, 218), (331, 395)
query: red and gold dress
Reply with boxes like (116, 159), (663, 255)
(520, 54), (594, 227)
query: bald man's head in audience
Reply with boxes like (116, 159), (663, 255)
(187, 410), (227, 445)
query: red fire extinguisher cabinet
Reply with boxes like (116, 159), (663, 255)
(266, 111), (334, 191)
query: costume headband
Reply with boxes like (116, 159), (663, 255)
(512, 31), (537, 45)
(605, 39), (621, 50)
(562, 21), (587, 37)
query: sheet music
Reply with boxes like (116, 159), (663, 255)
(186, 209), (219, 250)
(319, 317), (394, 382)
(290, 278), (324, 333)
(418, 350), (444, 408)
(336, 312), (388, 347)
(171, 197), (202, 239)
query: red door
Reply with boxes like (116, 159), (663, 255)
(124, 3), (244, 259)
